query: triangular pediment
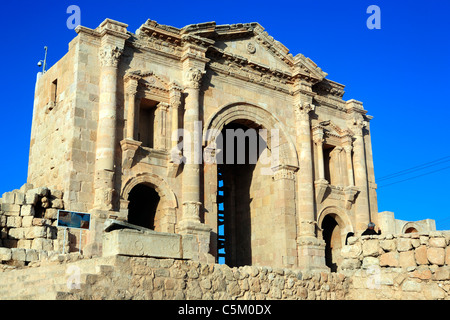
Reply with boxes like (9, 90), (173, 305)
(134, 19), (327, 83)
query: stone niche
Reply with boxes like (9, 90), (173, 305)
(102, 220), (197, 260)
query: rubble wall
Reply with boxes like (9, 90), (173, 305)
(341, 232), (450, 299)
(0, 184), (82, 265)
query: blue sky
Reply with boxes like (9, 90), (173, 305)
(0, 0), (449, 229)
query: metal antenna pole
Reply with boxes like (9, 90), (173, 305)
(43, 46), (48, 73)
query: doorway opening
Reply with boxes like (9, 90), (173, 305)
(127, 183), (160, 230)
(217, 121), (266, 267)
(322, 214), (342, 272)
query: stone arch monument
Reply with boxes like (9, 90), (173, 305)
(26, 18), (435, 270)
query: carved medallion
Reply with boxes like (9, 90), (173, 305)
(247, 42), (256, 54)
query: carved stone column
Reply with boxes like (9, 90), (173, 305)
(294, 102), (316, 238)
(124, 75), (140, 140)
(313, 128), (327, 183)
(313, 127), (329, 203)
(329, 147), (343, 186)
(351, 118), (371, 233)
(342, 138), (358, 210)
(93, 44), (123, 212)
(343, 140), (355, 187)
(154, 102), (169, 150)
(272, 164), (298, 267)
(179, 67), (205, 228)
(295, 102), (328, 271)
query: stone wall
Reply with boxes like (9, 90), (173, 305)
(0, 183), (75, 265)
(0, 254), (349, 300)
(340, 232), (450, 299)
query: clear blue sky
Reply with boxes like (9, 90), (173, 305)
(0, 1), (449, 229)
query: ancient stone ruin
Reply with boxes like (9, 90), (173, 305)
(0, 18), (446, 300)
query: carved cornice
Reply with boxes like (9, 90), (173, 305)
(313, 79), (345, 99)
(99, 45), (123, 67)
(207, 47), (294, 94)
(312, 120), (356, 146)
(96, 18), (129, 39)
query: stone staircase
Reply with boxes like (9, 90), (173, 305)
(0, 256), (117, 300)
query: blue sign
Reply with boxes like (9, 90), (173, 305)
(57, 210), (91, 230)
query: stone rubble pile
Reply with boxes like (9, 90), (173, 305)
(0, 183), (67, 265)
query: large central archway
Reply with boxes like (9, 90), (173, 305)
(203, 102), (299, 268)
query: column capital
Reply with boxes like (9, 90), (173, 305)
(184, 67), (205, 89)
(343, 144), (353, 154)
(312, 127), (324, 144)
(350, 118), (367, 137)
(99, 44), (123, 68)
(295, 102), (315, 121)
(271, 164), (298, 181)
(157, 102), (170, 111)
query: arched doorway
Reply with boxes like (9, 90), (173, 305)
(322, 215), (342, 272)
(127, 183), (160, 230)
(405, 227), (418, 233)
(203, 102), (299, 268)
(218, 121), (267, 267)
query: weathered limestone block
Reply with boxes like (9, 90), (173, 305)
(433, 266), (450, 281)
(7, 216), (22, 228)
(44, 208), (59, 220)
(427, 247), (445, 266)
(51, 198), (64, 209)
(428, 237), (446, 248)
(446, 247), (450, 265)
(362, 257), (379, 269)
(414, 245), (428, 265)
(401, 279), (422, 292)
(31, 238), (53, 251)
(380, 239), (396, 252)
(2, 191), (16, 204)
(11, 248), (26, 261)
(25, 249), (39, 262)
(423, 283), (446, 300)
(399, 251), (416, 268)
(340, 258), (361, 270)
(50, 189), (63, 199)
(380, 251), (399, 267)
(362, 240), (380, 257)
(2, 204), (21, 216)
(0, 215), (6, 227)
(22, 216), (34, 227)
(409, 268), (432, 280)
(15, 193), (26, 205)
(8, 227), (25, 239)
(20, 205), (35, 216)
(102, 229), (195, 260)
(397, 238), (412, 252)
(25, 191), (39, 205)
(25, 226), (47, 239)
(19, 183), (34, 193)
(0, 247), (12, 261)
(17, 239), (32, 249)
